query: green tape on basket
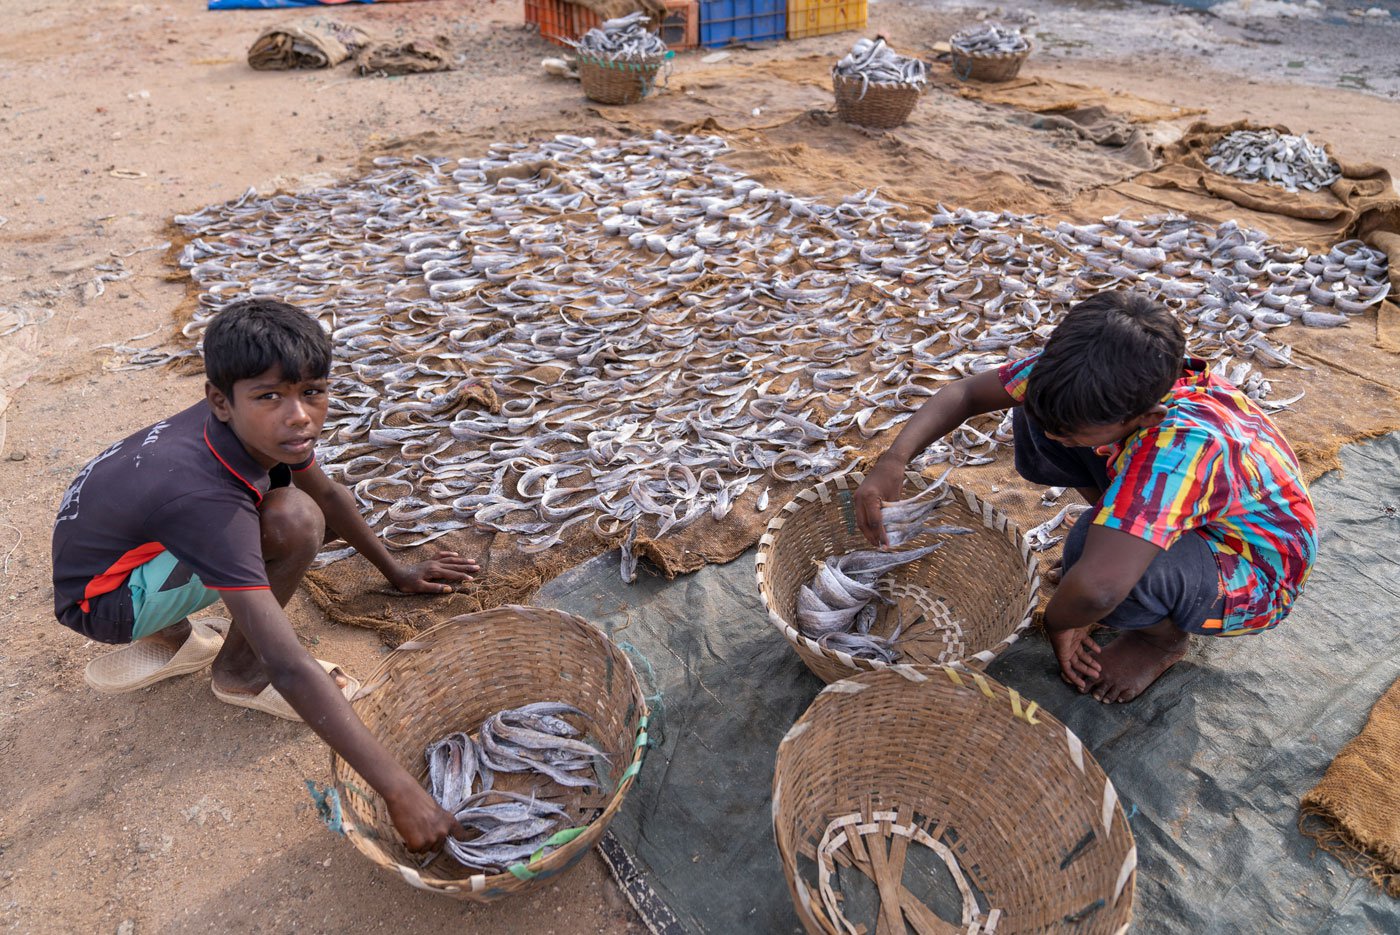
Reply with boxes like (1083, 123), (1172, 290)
(304, 780), (344, 835)
(507, 862), (538, 881)
(639, 713), (650, 730)
(622, 760), (643, 782)
(839, 489), (858, 535)
(527, 826), (590, 864)
(634, 730), (649, 750)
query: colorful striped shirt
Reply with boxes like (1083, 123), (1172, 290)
(999, 351), (1317, 632)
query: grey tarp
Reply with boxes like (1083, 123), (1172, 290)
(536, 435), (1400, 934)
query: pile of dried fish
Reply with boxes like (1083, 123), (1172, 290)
(1206, 129), (1341, 193)
(165, 132), (1390, 578)
(950, 24), (1030, 56)
(422, 702), (605, 871)
(795, 483), (971, 663)
(568, 11), (666, 61)
(833, 37), (928, 95)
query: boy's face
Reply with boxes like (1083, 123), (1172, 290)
(1045, 406), (1167, 450)
(206, 366), (330, 469)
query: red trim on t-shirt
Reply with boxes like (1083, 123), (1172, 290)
(203, 424), (263, 503)
(207, 584), (272, 592)
(291, 455), (316, 472)
(78, 541), (166, 612)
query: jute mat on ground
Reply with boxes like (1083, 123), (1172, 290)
(1301, 675), (1400, 897)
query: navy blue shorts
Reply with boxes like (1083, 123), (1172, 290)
(1013, 408), (1226, 634)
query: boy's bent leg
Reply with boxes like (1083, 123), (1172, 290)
(211, 487), (345, 697)
(1060, 514), (1222, 703)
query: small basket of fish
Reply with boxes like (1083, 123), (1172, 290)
(832, 37), (928, 130)
(326, 605), (648, 901)
(773, 666), (1137, 934)
(949, 23), (1032, 83)
(570, 11), (674, 106)
(755, 470), (1039, 684)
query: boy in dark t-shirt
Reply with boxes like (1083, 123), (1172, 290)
(52, 298), (476, 852)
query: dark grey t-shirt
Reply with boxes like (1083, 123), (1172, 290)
(51, 401), (312, 643)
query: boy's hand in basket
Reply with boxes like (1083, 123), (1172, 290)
(387, 782), (468, 852)
(854, 460), (905, 549)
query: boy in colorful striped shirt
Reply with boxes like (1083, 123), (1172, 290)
(855, 291), (1317, 703)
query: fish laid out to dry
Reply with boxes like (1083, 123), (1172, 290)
(422, 702), (606, 871)
(833, 37), (928, 97)
(950, 23), (1030, 55)
(795, 480), (971, 663)
(163, 133), (1389, 577)
(1206, 129), (1341, 193)
(567, 11), (667, 61)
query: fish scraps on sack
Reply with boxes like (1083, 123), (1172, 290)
(1206, 129), (1342, 193)
(165, 133), (1390, 579)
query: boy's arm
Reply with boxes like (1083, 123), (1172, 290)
(219, 587), (465, 851)
(292, 462), (478, 593)
(854, 370), (1017, 547)
(1042, 525), (1163, 632)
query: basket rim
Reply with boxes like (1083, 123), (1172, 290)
(754, 471), (1041, 676)
(577, 51), (671, 68)
(830, 70), (926, 92)
(947, 37), (1034, 61)
(326, 604), (650, 896)
(771, 664), (1137, 929)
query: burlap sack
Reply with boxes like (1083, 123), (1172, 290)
(1300, 675), (1400, 896)
(247, 18), (370, 71)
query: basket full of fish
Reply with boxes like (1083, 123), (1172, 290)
(327, 605), (648, 901)
(569, 12), (673, 106)
(949, 23), (1032, 83)
(832, 37), (928, 130)
(755, 471), (1040, 684)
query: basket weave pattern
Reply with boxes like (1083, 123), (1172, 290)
(329, 605), (647, 901)
(773, 666), (1136, 934)
(832, 72), (922, 129)
(950, 41), (1032, 83)
(579, 54), (668, 105)
(756, 471), (1039, 684)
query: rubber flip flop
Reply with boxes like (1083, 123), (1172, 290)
(84, 619), (225, 694)
(211, 659), (360, 722)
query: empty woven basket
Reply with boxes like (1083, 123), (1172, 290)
(773, 666), (1136, 934)
(832, 72), (922, 129)
(326, 605), (648, 901)
(756, 471), (1040, 684)
(579, 53), (669, 105)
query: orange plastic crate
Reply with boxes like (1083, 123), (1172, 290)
(524, 0), (602, 47)
(659, 0), (699, 50)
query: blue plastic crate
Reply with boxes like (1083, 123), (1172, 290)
(699, 0), (786, 47)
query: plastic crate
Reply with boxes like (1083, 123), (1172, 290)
(786, 0), (865, 39)
(660, 0), (699, 50)
(524, 0), (602, 48)
(699, 0), (786, 47)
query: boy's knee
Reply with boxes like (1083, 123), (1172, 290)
(259, 487), (324, 559)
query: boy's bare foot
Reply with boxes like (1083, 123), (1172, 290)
(1086, 627), (1190, 704)
(209, 629), (348, 698)
(138, 619), (192, 655)
(1048, 624), (1101, 691)
(1043, 559), (1063, 586)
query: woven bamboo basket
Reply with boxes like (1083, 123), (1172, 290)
(832, 72), (922, 129)
(756, 471), (1039, 684)
(950, 39), (1032, 83)
(325, 605), (648, 901)
(773, 666), (1136, 934)
(578, 52), (669, 105)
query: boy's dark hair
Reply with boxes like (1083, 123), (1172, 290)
(1025, 291), (1185, 436)
(203, 299), (332, 397)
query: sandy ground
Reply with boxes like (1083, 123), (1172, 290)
(1, 0), (1398, 933)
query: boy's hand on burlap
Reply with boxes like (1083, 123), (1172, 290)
(387, 784), (468, 852)
(854, 461), (905, 548)
(1048, 625), (1101, 691)
(390, 551), (481, 594)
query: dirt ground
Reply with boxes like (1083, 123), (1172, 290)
(1, 1), (1398, 933)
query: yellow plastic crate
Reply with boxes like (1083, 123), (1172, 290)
(786, 0), (866, 40)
